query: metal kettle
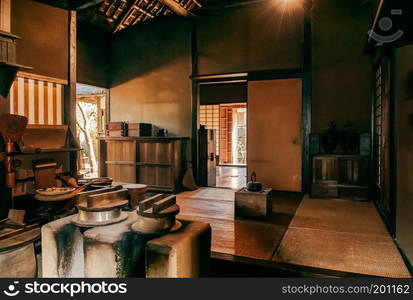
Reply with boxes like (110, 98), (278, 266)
(247, 172), (263, 192)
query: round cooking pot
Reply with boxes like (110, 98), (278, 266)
(247, 172), (263, 192)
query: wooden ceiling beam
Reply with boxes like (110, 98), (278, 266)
(133, 4), (155, 18)
(192, 0), (202, 8)
(75, 0), (105, 10)
(112, 0), (157, 32)
(158, 0), (196, 18)
(113, 0), (139, 32)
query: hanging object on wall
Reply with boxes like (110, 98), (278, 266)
(0, 113), (28, 188)
(340, 121), (359, 154)
(321, 121), (339, 154)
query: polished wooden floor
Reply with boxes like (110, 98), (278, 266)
(177, 188), (302, 266)
(177, 188), (411, 277)
(215, 166), (246, 189)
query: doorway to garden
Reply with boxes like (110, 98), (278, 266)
(199, 102), (247, 189)
(76, 84), (109, 178)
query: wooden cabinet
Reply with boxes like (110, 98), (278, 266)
(105, 140), (136, 183)
(99, 137), (188, 191)
(311, 155), (369, 201)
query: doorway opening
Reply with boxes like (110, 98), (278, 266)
(76, 84), (108, 178)
(199, 103), (247, 189)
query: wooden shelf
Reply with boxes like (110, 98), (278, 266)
(99, 136), (189, 141)
(15, 172), (70, 183)
(312, 183), (368, 189)
(99, 138), (187, 192)
(136, 162), (171, 167)
(311, 154), (369, 200)
(312, 154), (369, 158)
(17, 148), (81, 155)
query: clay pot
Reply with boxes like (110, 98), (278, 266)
(321, 121), (339, 154)
(340, 121), (359, 154)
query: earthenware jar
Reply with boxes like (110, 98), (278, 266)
(340, 121), (358, 154)
(321, 121), (339, 154)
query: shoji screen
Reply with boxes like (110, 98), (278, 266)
(9, 76), (63, 125)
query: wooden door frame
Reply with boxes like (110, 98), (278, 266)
(191, 78), (247, 184)
(191, 69), (312, 192)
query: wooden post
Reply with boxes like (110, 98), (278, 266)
(191, 21), (199, 183)
(64, 10), (78, 175)
(302, 0), (313, 193)
(0, 0), (11, 218)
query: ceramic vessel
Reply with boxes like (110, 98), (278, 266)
(321, 121), (339, 154)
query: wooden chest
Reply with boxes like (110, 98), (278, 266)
(235, 188), (272, 218)
(128, 123), (153, 137)
(107, 122), (128, 137)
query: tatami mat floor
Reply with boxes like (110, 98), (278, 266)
(272, 195), (411, 278)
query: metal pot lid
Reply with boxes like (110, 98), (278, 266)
(131, 218), (182, 235)
(72, 188), (130, 227)
(76, 199), (128, 212)
(72, 210), (128, 228)
(0, 224), (40, 252)
(76, 188), (129, 212)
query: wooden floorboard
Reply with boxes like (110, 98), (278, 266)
(177, 188), (302, 262)
(216, 166), (246, 189)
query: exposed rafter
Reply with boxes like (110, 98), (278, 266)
(76, 0), (105, 10)
(158, 0), (196, 17)
(76, 0), (204, 33)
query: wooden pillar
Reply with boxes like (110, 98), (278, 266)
(65, 10), (77, 136)
(64, 10), (78, 175)
(191, 21), (199, 182)
(0, 0), (11, 218)
(302, 0), (313, 192)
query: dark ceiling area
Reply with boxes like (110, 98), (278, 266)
(34, 0), (261, 33)
(35, 0), (202, 32)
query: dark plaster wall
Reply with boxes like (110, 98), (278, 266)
(109, 18), (193, 136)
(312, 0), (373, 133)
(197, 2), (304, 74)
(395, 45), (413, 265)
(11, 0), (69, 80)
(77, 23), (111, 88)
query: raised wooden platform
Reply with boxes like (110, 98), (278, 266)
(177, 188), (411, 278)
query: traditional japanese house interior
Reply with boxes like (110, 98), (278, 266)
(1, 0), (413, 278)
